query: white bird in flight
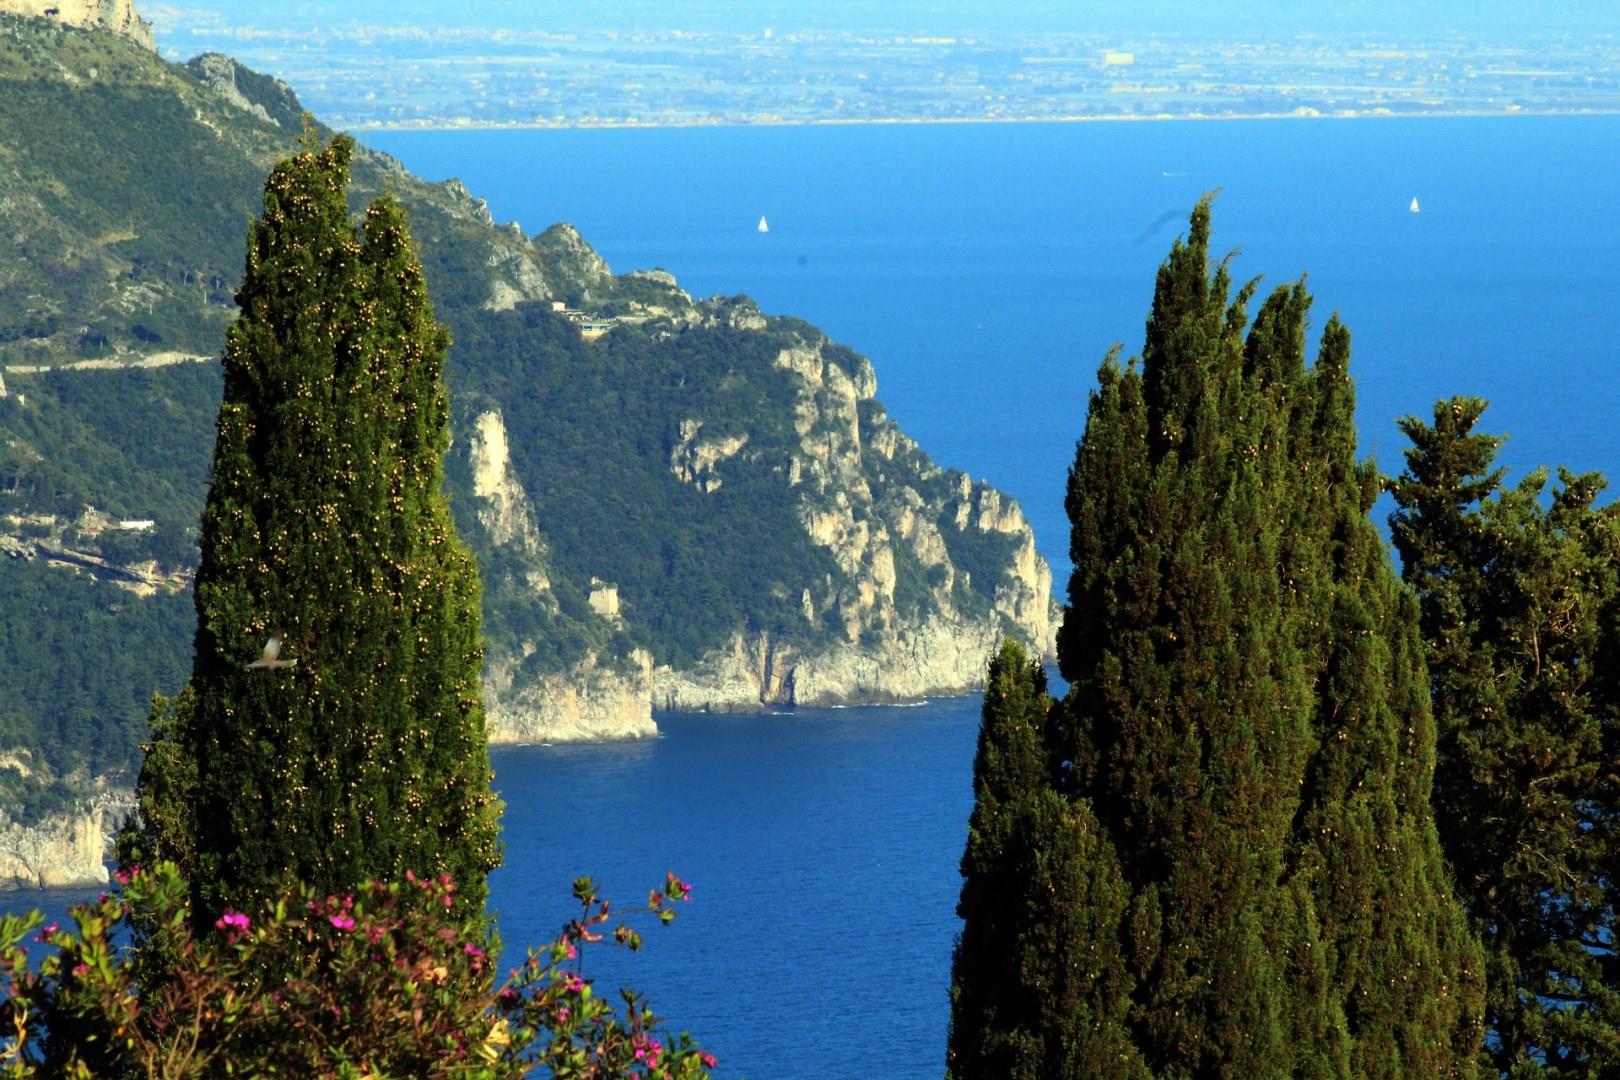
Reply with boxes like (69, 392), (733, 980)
(245, 635), (297, 670)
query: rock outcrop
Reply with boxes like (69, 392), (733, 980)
(462, 408), (657, 742)
(485, 649), (657, 744)
(653, 328), (1057, 712)
(534, 224), (612, 301)
(655, 613), (1010, 711)
(0, 789), (129, 890)
(184, 53), (302, 129)
(0, 0), (153, 49)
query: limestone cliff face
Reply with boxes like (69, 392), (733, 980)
(654, 318), (1058, 712)
(460, 408), (656, 742)
(0, 0), (153, 49)
(655, 614), (1010, 711)
(469, 409), (546, 566)
(484, 648), (657, 744)
(0, 789), (129, 890)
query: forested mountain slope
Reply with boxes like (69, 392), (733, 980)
(0, 10), (1056, 840)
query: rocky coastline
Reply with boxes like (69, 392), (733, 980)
(0, 789), (129, 891)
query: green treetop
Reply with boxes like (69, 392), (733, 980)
(137, 134), (501, 918)
(1391, 398), (1620, 1077)
(1039, 198), (1483, 1076)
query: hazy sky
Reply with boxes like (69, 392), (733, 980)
(147, 0), (1618, 38)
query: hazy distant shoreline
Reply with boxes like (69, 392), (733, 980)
(347, 107), (1620, 134)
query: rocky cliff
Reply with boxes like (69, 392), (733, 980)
(461, 407), (659, 741)
(651, 323), (1057, 711)
(0, 788), (129, 889)
(0, 0), (152, 49)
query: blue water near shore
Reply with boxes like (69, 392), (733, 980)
(491, 702), (982, 1078)
(5, 703), (984, 1079)
(8, 117), (1620, 1076)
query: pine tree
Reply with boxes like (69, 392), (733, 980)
(1391, 398), (1620, 1077)
(1050, 198), (1482, 1076)
(149, 134), (501, 918)
(947, 639), (1145, 1080)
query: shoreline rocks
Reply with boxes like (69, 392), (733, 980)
(0, 789), (130, 891)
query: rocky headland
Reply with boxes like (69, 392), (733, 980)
(0, 7), (1062, 888)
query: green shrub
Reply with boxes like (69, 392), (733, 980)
(0, 862), (716, 1079)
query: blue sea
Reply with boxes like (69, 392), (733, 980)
(8, 117), (1620, 1077)
(374, 116), (1620, 584)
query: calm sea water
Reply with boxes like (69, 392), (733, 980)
(4, 702), (984, 1078)
(492, 703), (982, 1078)
(8, 118), (1620, 1076)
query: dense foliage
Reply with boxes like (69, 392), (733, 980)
(0, 558), (191, 817)
(451, 304), (831, 668)
(1391, 398), (1620, 1077)
(0, 862), (715, 1078)
(0, 364), (218, 539)
(947, 639), (1143, 1079)
(953, 200), (1484, 1077)
(134, 135), (502, 919)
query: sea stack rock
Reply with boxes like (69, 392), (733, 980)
(0, 0), (155, 50)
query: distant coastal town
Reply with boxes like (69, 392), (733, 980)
(153, 19), (1620, 130)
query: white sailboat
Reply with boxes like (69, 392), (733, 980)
(1409, 196), (1420, 213)
(757, 215), (770, 233)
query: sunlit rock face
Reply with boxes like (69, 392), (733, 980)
(653, 333), (1058, 713)
(0, 789), (131, 890)
(0, 0), (155, 49)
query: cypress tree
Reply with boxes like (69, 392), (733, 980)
(947, 639), (1144, 1080)
(159, 134), (501, 917)
(1391, 398), (1620, 1077)
(1050, 198), (1482, 1076)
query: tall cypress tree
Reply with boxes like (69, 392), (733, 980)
(164, 134), (500, 917)
(1391, 398), (1620, 1077)
(1048, 198), (1482, 1075)
(947, 639), (1144, 1080)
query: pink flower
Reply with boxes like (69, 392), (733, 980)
(71, 963), (89, 977)
(700, 1051), (718, 1068)
(556, 1006), (570, 1022)
(329, 913), (356, 932)
(563, 973), (585, 993)
(215, 910), (251, 933)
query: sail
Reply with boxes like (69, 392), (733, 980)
(1409, 197), (1420, 213)
(758, 215), (770, 233)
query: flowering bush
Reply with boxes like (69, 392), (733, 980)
(0, 863), (714, 1079)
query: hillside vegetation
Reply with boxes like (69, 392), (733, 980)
(0, 13), (1056, 807)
